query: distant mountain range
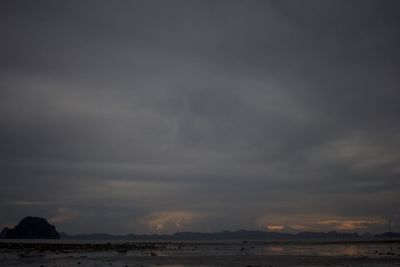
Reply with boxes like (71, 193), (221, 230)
(375, 232), (400, 239)
(2, 217), (399, 241)
(60, 230), (399, 241)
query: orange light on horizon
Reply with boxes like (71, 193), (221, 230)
(257, 214), (386, 233)
(289, 224), (306, 230)
(267, 225), (284, 231)
(317, 219), (386, 230)
(146, 210), (197, 233)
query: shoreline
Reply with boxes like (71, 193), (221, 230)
(1, 240), (400, 266)
(1, 254), (400, 267)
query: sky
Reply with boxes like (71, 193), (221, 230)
(0, 0), (399, 235)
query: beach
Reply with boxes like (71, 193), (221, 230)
(1, 240), (399, 267)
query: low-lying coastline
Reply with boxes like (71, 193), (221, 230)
(1, 240), (400, 267)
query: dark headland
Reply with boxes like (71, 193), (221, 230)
(0, 216), (59, 239)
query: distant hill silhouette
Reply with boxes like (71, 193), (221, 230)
(1, 216), (60, 239)
(3, 217), (397, 241)
(375, 232), (400, 238)
(61, 230), (360, 241)
(0, 227), (10, 238)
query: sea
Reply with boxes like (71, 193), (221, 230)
(1, 238), (399, 256)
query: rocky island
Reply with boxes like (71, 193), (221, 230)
(0, 216), (60, 239)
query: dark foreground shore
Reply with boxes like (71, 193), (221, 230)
(1, 241), (399, 267)
(2, 255), (400, 267)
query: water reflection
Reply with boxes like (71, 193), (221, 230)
(266, 245), (285, 254)
(259, 242), (396, 257)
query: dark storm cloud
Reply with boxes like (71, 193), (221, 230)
(1, 0), (400, 234)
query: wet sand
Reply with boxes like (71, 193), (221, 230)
(2, 254), (400, 267)
(1, 241), (399, 266)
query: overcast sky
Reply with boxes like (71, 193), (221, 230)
(1, 0), (399, 235)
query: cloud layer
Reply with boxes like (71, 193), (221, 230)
(0, 0), (399, 234)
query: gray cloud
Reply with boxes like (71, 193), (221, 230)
(1, 0), (399, 234)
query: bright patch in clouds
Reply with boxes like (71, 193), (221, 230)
(267, 225), (284, 231)
(49, 207), (78, 224)
(317, 219), (386, 231)
(145, 211), (198, 233)
(257, 215), (386, 233)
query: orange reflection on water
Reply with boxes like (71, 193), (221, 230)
(267, 245), (285, 254)
(338, 245), (361, 256)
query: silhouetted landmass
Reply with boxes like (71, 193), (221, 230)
(0, 227), (10, 238)
(1, 216), (60, 239)
(2, 217), (396, 241)
(60, 230), (361, 241)
(296, 231), (358, 239)
(375, 232), (400, 238)
(59, 232), (123, 240)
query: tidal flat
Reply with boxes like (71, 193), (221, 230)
(1, 240), (400, 267)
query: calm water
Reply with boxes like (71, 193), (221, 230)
(1, 240), (400, 267)
(1, 239), (399, 257)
